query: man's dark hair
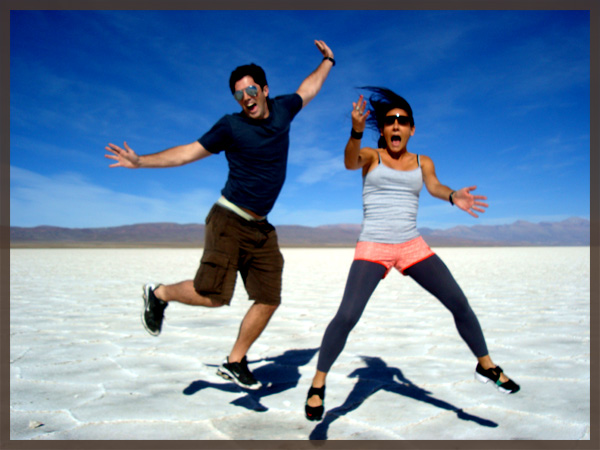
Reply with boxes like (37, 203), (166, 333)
(360, 86), (415, 149)
(229, 63), (268, 94)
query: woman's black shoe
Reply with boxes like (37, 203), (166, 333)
(475, 363), (520, 394)
(305, 385), (326, 421)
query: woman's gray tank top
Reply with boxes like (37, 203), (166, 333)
(358, 153), (423, 244)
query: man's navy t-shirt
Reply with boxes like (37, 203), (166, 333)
(198, 93), (303, 217)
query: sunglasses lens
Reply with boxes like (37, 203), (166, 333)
(233, 86), (258, 101)
(385, 115), (411, 126)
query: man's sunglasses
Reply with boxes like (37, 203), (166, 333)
(383, 114), (412, 126)
(233, 85), (259, 101)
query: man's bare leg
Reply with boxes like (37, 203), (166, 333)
(154, 284), (278, 360)
(154, 281), (222, 307)
(228, 302), (278, 362)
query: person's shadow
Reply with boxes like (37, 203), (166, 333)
(309, 356), (498, 440)
(183, 348), (319, 412)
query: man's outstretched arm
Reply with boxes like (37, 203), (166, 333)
(296, 40), (335, 108)
(105, 140), (212, 169)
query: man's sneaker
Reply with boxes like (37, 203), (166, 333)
(475, 363), (520, 394)
(217, 356), (262, 390)
(142, 283), (168, 336)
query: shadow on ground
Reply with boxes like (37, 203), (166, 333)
(309, 355), (498, 440)
(183, 347), (319, 412)
(183, 350), (497, 440)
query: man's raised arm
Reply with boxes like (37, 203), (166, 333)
(296, 40), (335, 108)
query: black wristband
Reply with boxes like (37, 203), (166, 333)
(449, 191), (456, 206)
(323, 56), (336, 66)
(351, 128), (363, 140)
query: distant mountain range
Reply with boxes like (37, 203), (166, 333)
(10, 217), (590, 247)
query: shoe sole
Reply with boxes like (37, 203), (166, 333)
(305, 413), (323, 422)
(217, 367), (262, 390)
(141, 284), (160, 337)
(305, 404), (324, 421)
(475, 371), (515, 394)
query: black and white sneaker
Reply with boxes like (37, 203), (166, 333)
(142, 283), (168, 336)
(475, 363), (520, 394)
(217, 356), (262, 390)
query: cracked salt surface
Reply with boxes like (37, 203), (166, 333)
(9, 247), (591, 440)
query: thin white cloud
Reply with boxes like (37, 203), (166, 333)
(10, 166), (217, 228)
(295, 156), (346, 185)
(288, 141), (347, 186)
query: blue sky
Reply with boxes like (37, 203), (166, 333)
(10, 9), (590, 230)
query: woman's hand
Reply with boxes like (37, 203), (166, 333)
(453, 186), (488, 218)
(351, 94), (370, 132)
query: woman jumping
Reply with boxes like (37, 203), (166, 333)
(305, 87), (520, 422)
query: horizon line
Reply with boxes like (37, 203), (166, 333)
(9, 216), (590, 231)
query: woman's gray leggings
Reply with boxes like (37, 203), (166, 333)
(316, 255), (489, 373)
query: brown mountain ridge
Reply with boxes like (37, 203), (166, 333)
(9, 217), (590, 248)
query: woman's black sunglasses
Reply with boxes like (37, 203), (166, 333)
(383, 114), (412, 126)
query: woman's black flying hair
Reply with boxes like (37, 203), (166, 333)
(359, 86), (415, 148)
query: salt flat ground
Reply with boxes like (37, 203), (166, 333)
(9, 247), (591, 441)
